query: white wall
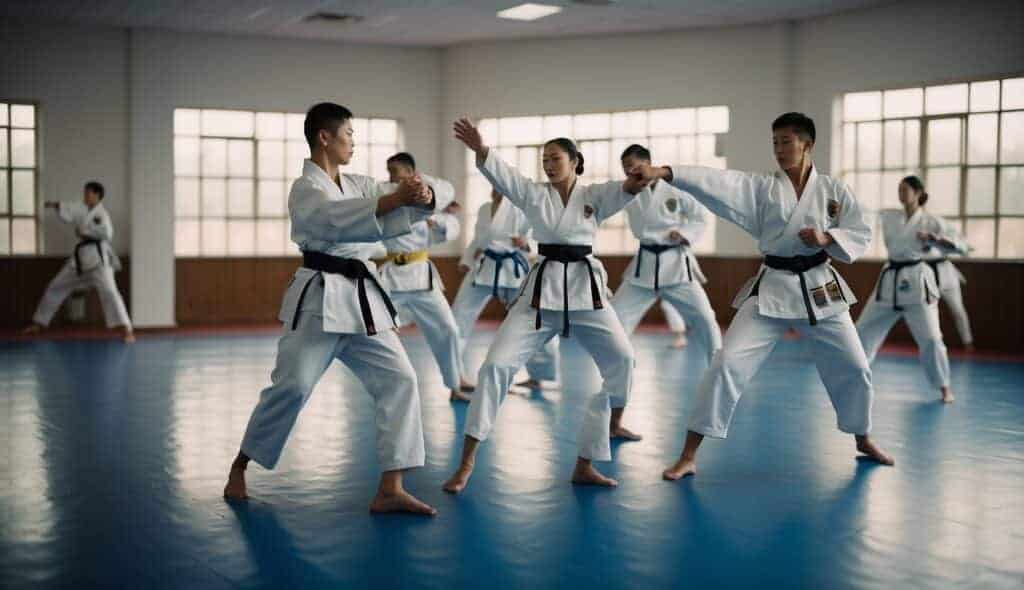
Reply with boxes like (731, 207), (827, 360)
(0, 22), (130, 255)
(2, 0), (1021, 326)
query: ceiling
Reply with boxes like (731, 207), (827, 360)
(0, 1), (896, 46)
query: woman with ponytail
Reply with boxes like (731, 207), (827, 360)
(443, 118), (648, 493)
(856, 175), (967, 404)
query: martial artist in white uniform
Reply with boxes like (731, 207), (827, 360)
(451, 189), (560, 388)
(927, 253), (974, 350)
(376, 153), (468, 401)
(27, 182), (133, 342)
(444, 120), (648, 493)
(613, 144), (722, 369)
(224, 103), (437, 516)
(635, 113), (894, 480)
(857, 176), (966, 403)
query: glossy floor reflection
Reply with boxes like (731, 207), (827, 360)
(1, 328), (1022, 589)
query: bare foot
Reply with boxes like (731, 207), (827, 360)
(21, 324), (42, 334)
(610, 425), (643, 441)
(941, 387), (955, 404)
(123, 331), (136, 343)
(450, 389), (472, 402)
(459, 380), (476, 392)
(662, 457), (697, 481)
(571, 460), (618, 487)
(670, 335), (688, 349)
(855, 436), (895, 466)
(223, 467), (248, 500)
(369, 489), (437, 516)
(443, 463), (474, 494)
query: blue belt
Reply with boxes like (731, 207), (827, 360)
(482, 248), (529, 298)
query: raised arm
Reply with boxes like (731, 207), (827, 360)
(290, 177), (430, 243)
(922, 214), (969, 255)
(589, 180), (640, 224)
(636, 163), (765, 237)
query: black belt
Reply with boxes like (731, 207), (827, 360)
(635, 243), (690, 291)
(751, 250), (830, 325)
(925, 258), (946, 290)
(876, 259), (931, 311)
(532, 244), (603, 337)
(296, 251), (397, 335)
(73, 239), (104, 275)
(482, 248), (529, 299)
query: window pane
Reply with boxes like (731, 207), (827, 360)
(542, 115), (572, 139)
(678, 135), (696, 164)
(11, 170), (34, 215)
(970, 81), (1000, 112)
(175, 220), (200, 256)
(573, 113), (611, 140)
(841, 123), (856, 171)
(175, 178), (200, 217)
(997, 218), (1024, 259)
(880, 170), (906, 207)
(925, 83), (968, 115)
(517, 147), (540, 180)
(858, 171), (882, 211)
(11, 218), (35, 254)
(883, 88), (922, 118)
(227, 220), (256, 255)
(174, 137), (199, 176)
(257, 180), (286, 217)
(478, 119), (498, 143)
(370, 119), (398, 144)
(0, 174), (7, 214)
(0, 103), (7, 126)
(583, 140), (610, 177)
(256, 220), (286, 255)
(1002, 77), (1024, 110)
(467, 175), (492, 212)
(926, 118), (961, 165)
(227, 179), (254, 217)
(883, 121), (904, 167)
(965, 218), (995, 258)
(499, 117), (543, 145)
(201, 109), (253, 138)
(370, 145), (392, 179)
(697, 135), (724, 168)
(697, 106), (729, 133)
(11, 129), (35, 167)
(965, 167), (996, 215)
(201, 138), (227, 176)
(257, 140), (285, 178)
(648, 109), (694, 135)
(200, 219), (227, 256)
(227, 140), (254, 177)
(10, 104), (35, 128)
(285, 114), (305, 142)
(201, 179), (226, 217)
(857, 122), (882, 169)
(0, 129), (8, 166)
(999, 167), (1024, 214)
(650, 137), (678, 168)
(905, 120), (920, 167)
(0, 219), (8, 254)
(967, 113), (998, 164)
(999, 112), (1024, 164)
(612, 111), (646, 137)
(286, 141), (306, 179)
(350, 118), (368, 142)
(843, 91), (881, 121)
(347, 146), (369, 176)
(174, 109), (200, 135)
(924, 167), (960, 215)
(255, 112), (285, 139)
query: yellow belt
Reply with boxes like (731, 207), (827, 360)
(384, 250), (430, 265)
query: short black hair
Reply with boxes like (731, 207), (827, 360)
(304, 102), (353, 150)
(771, 112), (816, 143)
(84, 181), (105, 200)
(620, 144), (651, 162)
(386, 152), (416, 171)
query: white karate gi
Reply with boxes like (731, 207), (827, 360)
(857, 209), (966, 389)
(464, 150), (636, 462)
(450, 199), (559, 383)
(662, 300), (686, 332)
(667, 164), (874, 438)
(611, 180), (722, 365)
(240, 160), (432, 471)
(32, 202), (132, 329)
(928, 256), (973, 346)
(375, 174), (463, 391)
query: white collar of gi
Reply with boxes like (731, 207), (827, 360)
(776, 164), (819, 201)
(302, 159), (343, 192)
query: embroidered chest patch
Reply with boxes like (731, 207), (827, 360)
(665, 198), (678, 213)
(583, 205), (595, 218)
(827, 199), (840, 219)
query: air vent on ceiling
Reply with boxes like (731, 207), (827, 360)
(303, 12), (365, 25)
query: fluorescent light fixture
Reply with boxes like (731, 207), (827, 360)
(497, 3), (563, 21)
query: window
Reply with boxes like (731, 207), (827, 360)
(838, 76), (1024, 259)
(173, 108), (402, 257)
(464, 107), (729, 255)
(1, 102), (39, 255)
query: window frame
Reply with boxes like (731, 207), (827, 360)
(1, 100), (41, 257)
